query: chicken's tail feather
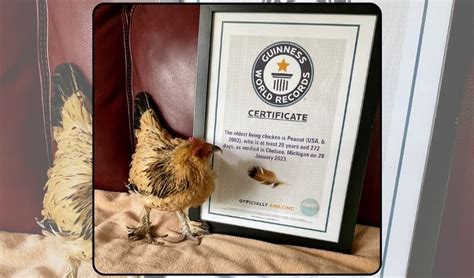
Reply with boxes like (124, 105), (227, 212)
(36, 218), (80, 240)
(125, 183), (150, 196)
(52, 63), (91, 126)
(134, 92), (160, 130)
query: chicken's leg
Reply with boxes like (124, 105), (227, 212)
(127, 207), (166, 245)
(65, 257), (80, 278)
(175, 210), (209, 242)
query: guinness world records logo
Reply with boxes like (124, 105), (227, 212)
(252, 41), (314, 107)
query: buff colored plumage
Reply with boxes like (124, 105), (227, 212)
(37, 64), (92, 278)
(126, 92), (220, 244)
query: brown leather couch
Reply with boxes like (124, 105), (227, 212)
(0, 0), (49, 234)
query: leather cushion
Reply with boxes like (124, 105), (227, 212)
(46, 1), (133, 191)
(130, 4), (200, 139)
(93, 4), (134, 191)
(358, 106), (381, 227)
(0, 0), (49, 233)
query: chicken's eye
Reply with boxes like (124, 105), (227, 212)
(192, 144), (210, 158)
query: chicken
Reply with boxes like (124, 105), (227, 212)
(36, 64), (92, 278)
(126, 92), (221, 244)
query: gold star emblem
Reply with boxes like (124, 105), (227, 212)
(277, 58), (289, 72)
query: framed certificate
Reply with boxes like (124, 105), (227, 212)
(191, 4), (380, 252)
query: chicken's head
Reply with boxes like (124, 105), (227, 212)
(189, 137), (222, 160)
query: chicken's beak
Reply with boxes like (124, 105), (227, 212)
(211, 144), (223, 153)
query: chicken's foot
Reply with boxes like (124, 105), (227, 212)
(126, 207), (167, 245)
(169, 211), (209, 243)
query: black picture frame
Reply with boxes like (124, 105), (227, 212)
(190, 3), (381, 253)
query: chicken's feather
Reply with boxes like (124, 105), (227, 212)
(128, 93), (214, 211)
(248, 166), (283, 188)
(133, 92), (180, 148)
(41, 91), (92, 240)
(52, 63), (91, 126)
(38, 64), (92, 264)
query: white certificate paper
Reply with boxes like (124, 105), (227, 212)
(202, 12), (376, 242)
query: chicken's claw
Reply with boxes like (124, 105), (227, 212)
(170, 212), (210, 244)
(188, 220), (210, 236)
(126, 225), (167, 245)
(183, 231), (201, 242)
(162, 229), (202, 244)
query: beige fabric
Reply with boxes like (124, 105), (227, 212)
(0, 231), (98, 277)
(0, 189), (380, 276)
(94, 190), (380, 274)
